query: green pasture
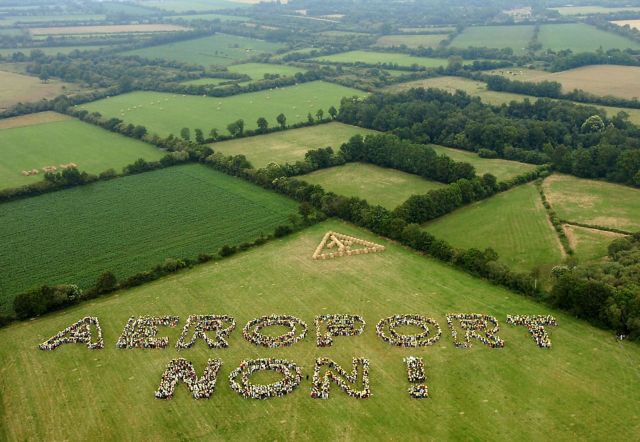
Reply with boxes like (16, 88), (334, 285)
(227, 63), (305, 79)
(139, 0), (251, 11)
(424, 183), (564, 272)
(375, 34), (448, 48)
(123, 33), (285, 67)
(311, 50), (462, 68)
(0, 164), (298, 313)
(79, 81), (365, 137)
(0, 116), (164, 189)
(180, 77), (233, 86)
(0, 46), (109, 56)
(213, 122), (377, 168)
(538, 23), (640, 52)
(564, 224), (627, 263)
(450, 25), (535, 55)
(0, 220), (638, 440)
(300, 162), (445, 209)
(165, 13), (250, 21)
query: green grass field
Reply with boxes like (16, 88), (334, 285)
(386, 76), (640, 125)
(0, 219), (639, 440)
(424, 183), (564, 272)
(0, 164), (298, 313)
(375, 34), (448, 48)
(227, 63), (305, 79)
(180, 77), (232, 86)
(543, 174), (640, 232)
(564, 224), (627, 263)
(428, 145), (537, 181)
(538, 23), (640, 52)
(311, 50), (460, 68)
(165, 13), (250, 21)
(0, 116), (165, 189)
(0, 46), (109, 56)
(123, 33), (284, 66)
(300, 162), (445, 209)
(450, 25), (535, 55)
(213, 122), (377, 168)
(551, 6), (640, 15)
(79, 81), (365, 137)
(139, 0), (251, 11)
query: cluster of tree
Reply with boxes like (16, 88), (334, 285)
(549, 49), (640, 72)
(340, 133), (476, 183)
(550, 234), (640, 340)
(337, 88), (640, 187)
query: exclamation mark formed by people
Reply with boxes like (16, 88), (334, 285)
(404, 356), (429, 399)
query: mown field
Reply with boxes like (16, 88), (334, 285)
(311, 50), (462, 68)
(424, 183), (564, 272)
(0, 70), (80, 111)
(543, 174), (640, 232)
(375, 34), (448, 48)
(386, 76), (640, 124)
(428, 144), (537, 181)
(28, 24), (189, 35)
(227, 62), (305, 79)
(123, 33), (284, 66)
(564, 224), (627, 263)
(79, 81), (365, 137)
(612, 20), (640, 31)
(0, 219), (639, 440)
(300, 162), (445, 209)
(538, 65), (640, 99)
(538, 23), (640, 52)
(0, 164), (298, 313)
(449, 25), (535, 55)
(0, 115), (165, 189)
(213, 122), (377, 168)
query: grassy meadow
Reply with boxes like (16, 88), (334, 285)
(28, 24), (189, 35)
(79, 81), (365, 137)
(123, 33), (285, 66)
(213, 122), (377, 168)
(311, 50), (461, 68)
(139, 0), (250, 11)
(0, 164), (298, 313)
(180, 77), (233, 86)
(538, 23), (640, 52)
(0, 220), (639, 440)
(428, 145), (538, 181)
(375, 34), (448, 48)
(564, 224), (627, 263)
(424, 183), (564, 272)
(0, 115), (165, 189)
(300, 162), (445, 209)
(543, 174), (640, 232)
(0, 70), (80, 111)
(227, 62), (305, 79)
(450, 25), (535, 54)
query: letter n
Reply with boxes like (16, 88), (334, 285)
(310, 357), (371, 399)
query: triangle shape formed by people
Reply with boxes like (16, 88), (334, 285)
(312, 231), (385, 260)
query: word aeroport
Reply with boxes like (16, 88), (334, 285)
(39, 313), (557, 401)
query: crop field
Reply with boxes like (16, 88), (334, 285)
(310, 51), (464, 68)
(123, 34), (285, 67)
(213, 122), (377, 168)
(543, 174), (640, 232)
(386, 76), (640, 124)
(28, 24), (189, 35)
(538, 24), (640, 52)
(552, 6), (640, 15)
(79, 81), (365, 137)
(541, 65), (640, 99)
(227, 63), (305, 79)
(0, 164), (298, 313)
(424, 183), (564, 272)
(564, 224), (627, 263)
(375, 34), (448, 48)
(450, 25), (535, 55)
(612, 20), (640, 31)
(428, 145), (537, 181)
(0, 116), (165, 189)
(1, 219), (639, 440)
(0, 70), (81, 111)
(300, 162), (445, 209)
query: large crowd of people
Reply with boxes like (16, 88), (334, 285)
(446, 314), (505, 349)
(243, 315), (308, 348)
(403, 356), (429, 398)
(155, 358), (222, 400)
(315, 314), (365, 347)
(376, 315), (442, 347)
(116, 316), (179, 349)
(39, 316), (104, 351)
(228, 358), (302, 399)
(507, 315), (557, 348)
(176, 315), (236, 349)
(311, 357), (371, 399)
